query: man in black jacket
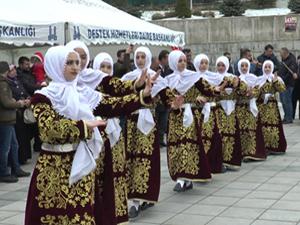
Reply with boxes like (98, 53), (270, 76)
(293, 55), (300, 119)
(183, 48), (196, 71)
(0, 61), (30, 183)
(156, 50), (173, 147)
(17, 56), (42, 152)
(7, 65), (32, 164)
(113, 45), (133, 78)
(257, 44), (280, 76)
(17, 56), (42, 96)
(279, 48), (298, 124)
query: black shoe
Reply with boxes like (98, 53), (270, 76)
(184, 181), (193, 191)
(13, 169), (31, 177)
(283, 120), (293, 124)
(140, 202), (155, 211)
(160, 141), (167, 147)
(221, 165), (227, 173)
(0, 175), (18, 183)
(173, 183), (185, 192)
(128, 206), (140, 219)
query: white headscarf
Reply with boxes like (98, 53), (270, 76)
(66, 40), (108, 90)
(93, 52), (114, 76)
(256, 60), (284, 104)
(67, 42), (121, 146)
(238, 58), (259, 117)
(165, 50), (199, 128)
(216, 56), (236, 116)
(193, 54), (218, 123)
(92, 52), (121, 147)
(121, 47), (166, 135)
(36, 46), (103, 185)
(238, 58), (257, 87)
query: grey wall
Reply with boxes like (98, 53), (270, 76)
(153, 14), (300, 67)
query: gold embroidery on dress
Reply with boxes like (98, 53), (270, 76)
(259, 102), (279, 125)
(35, 154), (95, 210)
(240, 131), (257, 155)
(262, 126), (280, 148)
(168, 143), (200, 176)
(114, 177), (128, 217)
(33, 103), (81, 144)
(40, 212), (95, 225)
(127, 158), (151, 194)
(222, 136), (235, 161)
(126, 118), (155, 155)
(112, 137), (126, 173)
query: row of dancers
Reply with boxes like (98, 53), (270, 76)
(24, 41), (287, 224)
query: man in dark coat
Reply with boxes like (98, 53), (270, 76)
(7, 65), (32, 164)
(17, 56), (42, 152)
(156, 50), (173, 147)
(257, 44), (280, 76)
(0, 61), (30, 183)
(183, 48), (196, 71)
(278, 48), (298, 124)
(113, 45), (133, 78)
(293, 55), (300, 119)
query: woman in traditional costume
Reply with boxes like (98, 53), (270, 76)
(236, 58), (267, 161)
(214, 56), (247, 171)
(165, 50), (221, 192)
(257, 60), (287, 154)
(193, 54), (224, 173)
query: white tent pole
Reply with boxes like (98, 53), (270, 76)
(64, 22), (70, 45)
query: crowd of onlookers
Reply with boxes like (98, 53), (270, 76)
(0, 44), (299, 183)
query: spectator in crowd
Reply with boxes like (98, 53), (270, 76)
(223, 52), (234, 74)
(278, 47), (298, 124)
(155, 50), (173, 147)
(6, 65), (32, 164)
(17, 56), (42, 152)
(234, 48), (258, 75)
(257, 44), (280, 76)
(0, 61), (30, 183)
(31, 51), (47, 85)
(292, 55), (300, 120)
(17, 56), (42, 95)
(113, 45), (134, 78)
(150, 56), (160, 71)
(183, 48), (196, 71)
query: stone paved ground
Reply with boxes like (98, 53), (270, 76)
(0, 120), (300, 225)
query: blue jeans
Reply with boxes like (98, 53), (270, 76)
(0, 125), (20, 176)
(280, 86), (294, 122)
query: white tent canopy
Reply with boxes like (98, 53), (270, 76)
(0, 0), (185, 47)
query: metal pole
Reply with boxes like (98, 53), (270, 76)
(190, 0), (192, 11)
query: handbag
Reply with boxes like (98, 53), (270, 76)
(24, 108), (36, 124)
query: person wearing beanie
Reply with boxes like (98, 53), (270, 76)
(31, 51), (47, 85)
(0, 61), (31, 183)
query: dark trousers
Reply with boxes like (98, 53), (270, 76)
(280, 86), (294, 122)
(292, 80), (300, 119)
(155, 104), (169, 143)
(0, 125), (20, 176)
(15, 110), (32, 164)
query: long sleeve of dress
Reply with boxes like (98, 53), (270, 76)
(97, 76), (137, 97)
(31, 94), (88, 145)
(273, 80), (286, 93)
(94, 91), (151, 118)
(156, 87), (176, 107)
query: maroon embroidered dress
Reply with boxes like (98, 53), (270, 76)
(25, 91), (149, 225)
(25, 94), (96, 225)
(236, 82), (267, 161)
(96, 76), (143, 224)
(167, 78), (216, 182)
(257, 80), (287, 154)
(94, 92), (150, 225)
(215, 77), (246, 169)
